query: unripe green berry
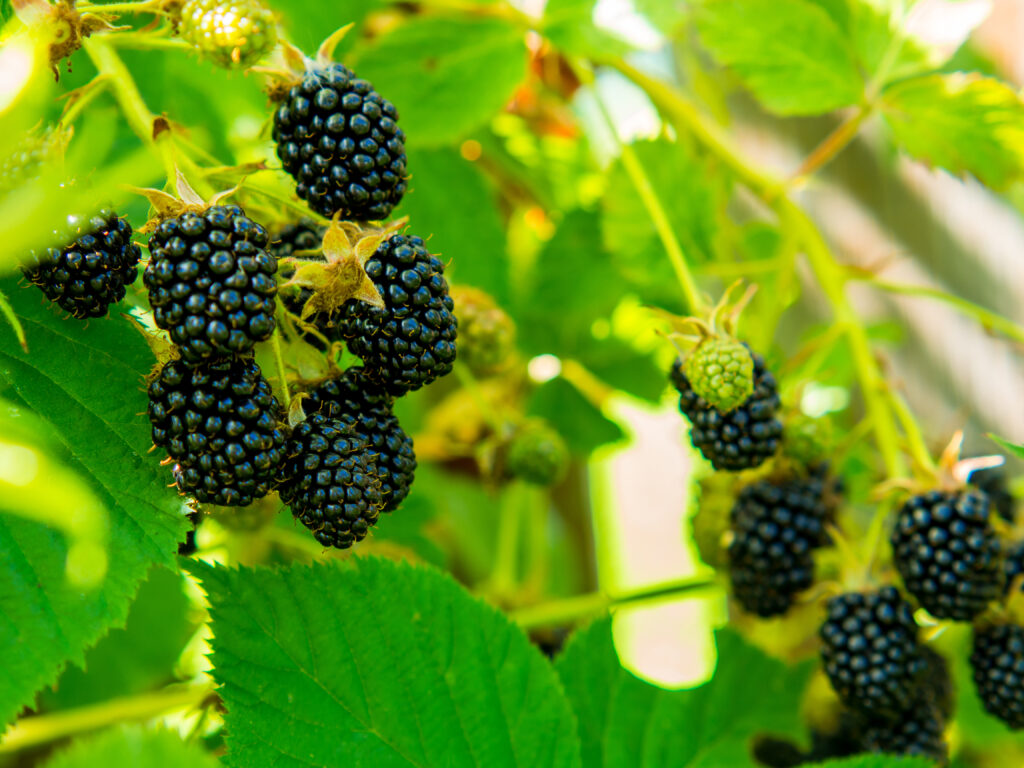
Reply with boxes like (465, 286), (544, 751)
(451, 286), (516, 377)
(782, 415), (833, 466)
(180, 0), (277, 69)
(690, 473), (735, 568)
(683, 338), (754, 413)
(506, 420), (569, 486)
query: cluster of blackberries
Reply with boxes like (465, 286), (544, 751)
(670, 345), (782, 472)
(727, 466), (837, 617)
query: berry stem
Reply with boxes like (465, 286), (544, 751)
(787, 105), (872, 187)
(0, 289), (28, 353)
(0, 682), (215, 754)
(510, 574), (720, 630)
(77, 0), (163, 13)
(568, 58), (706, 315)
(608, 57), (909, 479)
(486, 481), (528, 597)
(887, 388), (939, 477)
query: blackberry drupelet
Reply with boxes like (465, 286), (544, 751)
(269, 219), (325, 261)
(820, 587), (926, 716)
(969, 463), (1016, 522)
(23, 209), (141, 318)
(276, 412), (384, 548)
(861, 707), (947, 763)
(1004, 542), (1024, 594)
(272, 63), (407, 220)
(670, 347), (782, 471)
(971, 623), (1024, 730)
(891, 489), (1002, 621)
(340, 233), (457, 396)
(147, 356), (287, 507)
(302, 367), (416, 512)
(684, 338), (754, 413)
(144, 205), (277, 364)
(727, 467), (835, 617)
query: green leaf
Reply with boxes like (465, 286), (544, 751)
(356, 17), (528, 146)
(543, 0), (633, 58)
(192, 557), (581, 767)
(990, 434), (1024, 461)
(601, 140), (722, 310)
(277, 0), (379, 56)
(881, 73), (1024, 190)
(0, 280), (187, 726)
(42, 726), (218, 768)
(805, 756), (936, 767)
(39, 566), (193, 711)
(555, 617), (812, 767)
(396, 147), (509, 305)
(696, 0), (863, 115)
(529, 378), (625, 456)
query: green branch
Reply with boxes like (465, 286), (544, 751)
(511, 574), (720, 630)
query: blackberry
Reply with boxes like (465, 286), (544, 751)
(670, 347), (782, 471)
(820, 587), (926, 716)
(179, 0), (277, 69)
(1004, 542), (1024, 594)
(276, 412), (384, 548)
(340, 233), (457, 396)
(861, 706), (947, 763)
(302, 367), (416, 512)
(272, 63), (407, 221)
(450, 286), (516, 377)
(23, 209), (141, 319)
(147, 356), (287, 507)
(144, 205), (277, 364)
(971, 623), (1024, 730)
(891, 489), (1003, 621)
(505, 420), (570, 486)
(727, 468), (835, 617)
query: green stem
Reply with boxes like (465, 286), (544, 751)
(78, 0), (163, 14)
(788, 106), (871, 186)
(488, 482), (527, 596)
(106, 34), (191, 52)
(887, 388), (938, 477)
(0, 683), (214, 754)
(855, 276), (1024, 345)
(60, 77), (111, 126)
(0, 289), (28, 353)
(511, 574), (720, 630)
(571, 59), (705, 314)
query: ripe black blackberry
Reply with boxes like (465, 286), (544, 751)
(820, 587), (926, 716)
(891, 489), (1002, 621)
(23, 209), (141, 318)
(1004, 542), (1024, 594)
(144, 205), (277, 364)
(276, 412), (384, 548)
(971, 623), (1024, 730)
(727, 468), (836, 617)
(670, 348), (782, 471)
(339, 233), (457, 396)
(147, 356), (287, 507)
(861, 706), (947, 763)
(302, 367), (416, 512)
(272, 63), (407, 221)
(969, 462), (1016, 522)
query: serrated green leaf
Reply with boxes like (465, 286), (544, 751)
(42, 726), (218, 768)
(882, 73), (1024, 190)
(696, 0), (863, 115)
(543, 0), (633, 59)
(555, 617), (813, 767)
(601, 139), (721, 310)
(0, 279), (188, 727)
(396, 146), (508, 305)
(192, 557), (581, 767)
(356, 17), (528, 146)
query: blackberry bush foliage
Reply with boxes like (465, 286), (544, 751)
(4, 0), (1024, 765)
(23, 209), (141, 318)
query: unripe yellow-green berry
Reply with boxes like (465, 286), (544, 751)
(683, 338), (754, 413)
(451, 286), (516, 377)
(782, 415), (833, 466)
(689, 472), (735, 568)
(179, 0), (277, 69)
(506, 420), (569, 486)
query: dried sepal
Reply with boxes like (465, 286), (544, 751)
(316, 23), (353, 66)
(132, 167), (239, 231)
